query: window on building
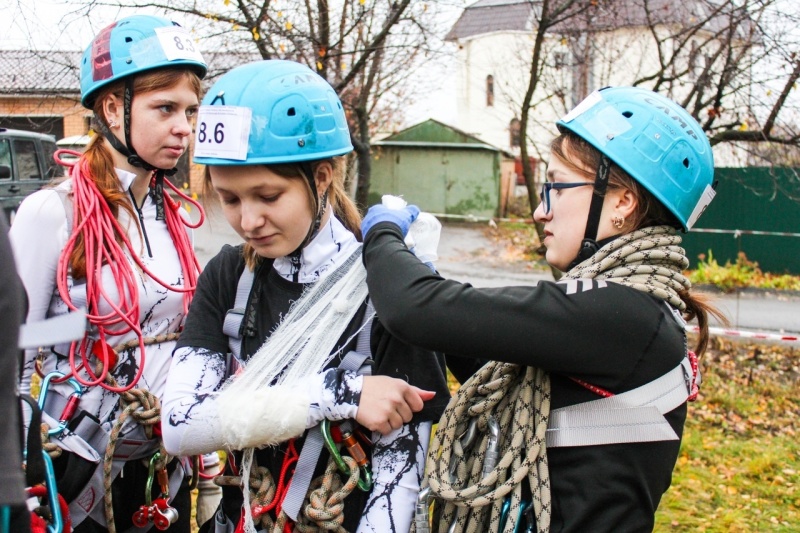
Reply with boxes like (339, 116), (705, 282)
(486, 75), (494, 107)
(510, 118), (521, 148)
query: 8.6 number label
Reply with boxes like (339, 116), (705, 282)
(198, 121), (225, 144)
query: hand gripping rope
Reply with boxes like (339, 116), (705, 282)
(50, 150), (204, 392)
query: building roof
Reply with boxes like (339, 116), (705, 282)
(375, 119), (512, 156)
(0, 49), (263, 97)
(445, 1), (533, 41)
(0, 50), (81, 96)
(446, 0), (755, 41)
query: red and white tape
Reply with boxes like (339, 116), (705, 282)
(686, 325), (799, 344)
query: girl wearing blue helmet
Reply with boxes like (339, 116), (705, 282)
(10, 14), (207, 533)
(161, 59), (452, 532)
(360, 87), (725, 532)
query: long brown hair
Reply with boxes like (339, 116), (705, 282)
(203, 155), (361, 270)
(68, 68), (202, 279)
(551, 132), (726, 356)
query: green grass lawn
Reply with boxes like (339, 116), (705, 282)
(655, 336), (799, 531)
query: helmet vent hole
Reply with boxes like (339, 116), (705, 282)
(125, 37), (133, 43)
(287, 107), (296, 116)
(622, 111), (633, 118)
(683, 158), (690, 168)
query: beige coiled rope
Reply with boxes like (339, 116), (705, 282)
(215, 455), (361, 532)
(102, 334), (177, 533)
(425, 363), (551, 533)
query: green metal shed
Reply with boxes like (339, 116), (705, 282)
(369, 119), (513, 218)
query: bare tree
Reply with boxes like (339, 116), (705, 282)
(77, 0), (457, 209)
(521, 0), (800, 189)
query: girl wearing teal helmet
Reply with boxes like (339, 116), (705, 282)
(360, 87), (725, 532)
(161, 60), (452, 532)
(10, 14), (207, 533)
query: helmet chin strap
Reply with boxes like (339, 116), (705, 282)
(289, 162), (326, 259)
(101, 77), (180, 221)
(569, 155), (611, 270)
(102, 77), (180, 177)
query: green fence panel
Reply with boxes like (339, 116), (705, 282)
(682, 167), (800, 274)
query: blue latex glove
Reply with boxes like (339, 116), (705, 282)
(361, 203), (420, 238)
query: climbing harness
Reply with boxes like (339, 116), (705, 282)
(220, 248), (376, 532)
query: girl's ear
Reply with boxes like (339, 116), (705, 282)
(100, 93), (123, 128)
(615, 187), (638, 219)
(314, 161), (334, 197)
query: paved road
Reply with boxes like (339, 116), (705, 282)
(191, 209), (800, 337)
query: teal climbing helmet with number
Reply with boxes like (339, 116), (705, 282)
(557, 86), (715, 230)
(193, 59), (353, 166)
(80, 14), (207, 108)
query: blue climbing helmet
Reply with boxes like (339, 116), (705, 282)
(193, 59), (353, 166)
(80, 15), (207, 109)
(557, 86), (715, 231)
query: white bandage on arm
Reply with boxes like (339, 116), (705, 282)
(217, 382), (311, 449)
(164, 346), (309, 455)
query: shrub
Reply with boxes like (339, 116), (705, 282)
(688, 251), (800, 292)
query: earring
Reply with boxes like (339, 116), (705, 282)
(108, 120), (119, 128)
(612, 215), (625, 229)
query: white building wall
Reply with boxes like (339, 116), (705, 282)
(450, 25), (747, 167)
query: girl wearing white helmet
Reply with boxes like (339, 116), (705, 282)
(10, 15), (207, 533)
(161, 59), (451, 533)
(360, 87), (725, 532)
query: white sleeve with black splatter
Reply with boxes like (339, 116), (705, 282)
(162, 345), (229, 456)
(305, 369), (362, 428)
(357, 421), (432, 533)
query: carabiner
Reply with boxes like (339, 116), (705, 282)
(449, 418), (479, 481)
(321, 420), (372, 491)
(37, 371), (83, 436)
(514, 501), (534, 533)
(145, 452), (172, 504)
(482, 416), (501, 478)
(497, 496), (511, 532)
(29, 450), (64, 533)
(414, 487), (431, 533)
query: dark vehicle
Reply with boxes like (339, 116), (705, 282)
(0, 128), (60, 223)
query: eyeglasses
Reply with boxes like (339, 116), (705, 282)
(538, 182), (594, 214)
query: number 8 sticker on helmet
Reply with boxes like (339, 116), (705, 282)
(154, 26), (204, 63)
(194, 106), (252, 160)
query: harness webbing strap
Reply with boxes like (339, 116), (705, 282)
(223, 267), (255, 362)
(546, 356), (696, 447)
(281, 301), (375, 521)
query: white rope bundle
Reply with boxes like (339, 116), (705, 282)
(216, 247), (372, 533)
(219, 247), (369, 397)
